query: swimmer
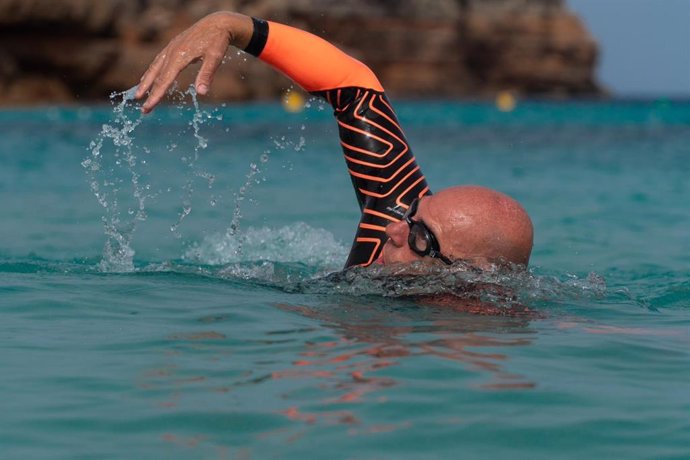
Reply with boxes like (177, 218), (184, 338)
(135, 12), (533, 270)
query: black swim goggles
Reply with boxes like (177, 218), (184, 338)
(403, 198), (453, 265)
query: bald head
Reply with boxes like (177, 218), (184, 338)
(381, 185), (533, 268)
(380, 185), (533, 267)
(427, 185), (533, 266)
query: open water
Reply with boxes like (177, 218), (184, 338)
(1, 92), (689, 459)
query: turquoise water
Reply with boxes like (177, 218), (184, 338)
(2, 96), (689, 459)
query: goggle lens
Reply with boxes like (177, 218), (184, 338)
(401, 198), (452, 264)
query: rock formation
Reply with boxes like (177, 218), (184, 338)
(0, 0), (600, 105)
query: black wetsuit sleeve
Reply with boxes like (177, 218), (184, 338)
(314, 88), (431, 267)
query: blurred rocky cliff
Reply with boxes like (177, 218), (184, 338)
(0, 0), (601, 105)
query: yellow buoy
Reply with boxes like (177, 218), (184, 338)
(282, 90), (306, 113)
(496, 91), (517, 112)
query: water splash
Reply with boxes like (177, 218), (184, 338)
(227, 151), (270, 249)
(291, 261), (608, 312)
(84, 83), (230, 271)
(83, 85), (147, 272)
(84, 80), (295, 274)
(184, 222), (347, 270)
(169, 85), (212, 236)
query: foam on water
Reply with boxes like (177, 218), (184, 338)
(290, 260), (609, 311)
(176, 223), (609, 312)
(184, 222), (346, 266)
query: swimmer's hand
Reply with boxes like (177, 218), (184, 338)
(135, 12), (253, 114)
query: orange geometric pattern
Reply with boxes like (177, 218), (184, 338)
(316, 87), (431, 267)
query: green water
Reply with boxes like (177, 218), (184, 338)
(1, 99), (689, 459)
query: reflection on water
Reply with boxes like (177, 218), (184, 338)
(137, 296), (538, 449)
(275, 300), (537, 394)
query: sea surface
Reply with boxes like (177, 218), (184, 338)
(1, 94), (689, 459)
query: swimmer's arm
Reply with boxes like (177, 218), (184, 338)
(249, 19), (383, 94)
(136, 12), (253, 113)
(136, 12), (383, 113)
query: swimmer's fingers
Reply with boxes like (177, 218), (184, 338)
(139, 34), (204, 113)
(138, 35), (229, 113)
(141, 50), (194, 114)
(136, 47), (170, 104)
(195, 43), (226, 95)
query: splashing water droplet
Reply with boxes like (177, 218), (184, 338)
(84, 84), (148, 272)
(294, 136), (306, 152)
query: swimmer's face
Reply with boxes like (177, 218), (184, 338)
(381, 195), (451, 266)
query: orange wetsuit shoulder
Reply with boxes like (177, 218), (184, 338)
(247, 18), (383, 93)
